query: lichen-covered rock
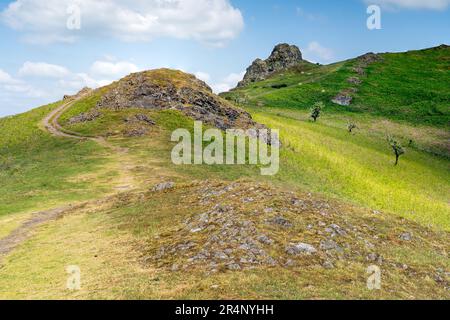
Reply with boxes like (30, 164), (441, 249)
(68, 109), (101, 124)
(238, 43), (303, 87)
(96, 69), (265, 132)
(332, 93), (353, 106)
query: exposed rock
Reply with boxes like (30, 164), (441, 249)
(332, 92), (353, 106)
(238, 44), (303, 87)
(124, 114), (156, 125)
(286, 243), (317, 255)
(320, 239), (342, 252)
(268, 216), (293, 228)
(357, 52), (383, 66)
(63, 87), (93, 101)
(399, 232), (413, 241)
(96, 69), (265, 133)
(347, 77), (362, 85)
(322, 260), (335, 269)
(152, 182), (175, 192)
(68, 109), (101, 125)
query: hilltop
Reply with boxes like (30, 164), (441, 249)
(225, 44), (450, 129)
(0, 53), (449, 299)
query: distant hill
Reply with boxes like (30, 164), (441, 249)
(223, 44), (450, 128)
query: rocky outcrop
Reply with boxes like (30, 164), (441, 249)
(238, 43), (303, 87)
(63, 87), (93, 101)
(96, 69), (265, 132)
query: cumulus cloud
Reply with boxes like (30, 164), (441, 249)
(19, 62), (71, 78)
(0, 68), (46, 117)
(364, 0), (450, 10)
(211, 71), (245, 93)
(1, 0), (244, 46)
(90, 60), (140, 78)
(0, 69), (19, 84)
(194, 71), (211, 83)
(303, 42), (334, 63)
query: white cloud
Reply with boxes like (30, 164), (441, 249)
(211, 71), (245, 93)
(0, 69), (18, 84)
(19, 62), (71, 78)
(303, 42), (334, 63)
(1, 0), (244, 46)
(364, 0), (450, 10)
(90, 61), (140, 78)
(194, 71), (211, 83)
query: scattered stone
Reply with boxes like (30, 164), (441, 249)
(152, 182), (175, 192)
(227, 263), (241, 271)
(258, 235), (274, 245)
(322, 261), (335, 269)
(399, 232), (413, 241)
(332, 93), (353, 106)
(268, 216), (293, 228)
(347, 77), (362, 85)
(326, 224), (347, 237)
(96, 69), (267, 133)
(366, 253), (383, 264)
(68, 109), (101, 125)
(286, 243), (317, 255)
(124, 127), (149, 137)
(124, 114), (156, 125)
(320, 239), (342, 252)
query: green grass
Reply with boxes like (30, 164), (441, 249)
(251, 109), (449, 230)
(223, 46), (450, 128)
(58, 84), (450, 231)
(0, 102), (113, 216)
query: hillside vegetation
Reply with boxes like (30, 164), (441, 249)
(223, 45), (450, 128)
(0, 58), (449, 299)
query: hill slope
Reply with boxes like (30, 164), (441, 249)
(0, 66), (449, 299)
(223, 45), (450, 128)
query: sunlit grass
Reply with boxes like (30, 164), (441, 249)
(254, 112), (450, 230)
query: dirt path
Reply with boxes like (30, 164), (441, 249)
(0, 206), (74, 264)
(0, 95), (138, 264)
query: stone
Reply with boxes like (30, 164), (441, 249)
(238, 44), (303, 87)
(323, 261), (335, 269)
(399, 232), (413, 241)
(268, 216), (293, 228)
(257, 235), (274, 245)
(68, 109), (101, 125)
(332, 93), (353, 106)
(96, 69), (265, 132)
(347, 77), (362, 85)
(286, 243), (317, 255)
(152, 182), (175, 192)
(320, 240), (342, 252)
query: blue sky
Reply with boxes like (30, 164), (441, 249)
(0, 0), (449, 117)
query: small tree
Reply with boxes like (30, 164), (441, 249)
(388, 137), (405, 166)
(310, 102), (324, 122)
(347, 121), (358, 134)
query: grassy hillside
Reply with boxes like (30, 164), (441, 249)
(223, 45), (450, 129)
(0, 103), (115, 217)
(0, 65), (448, 299)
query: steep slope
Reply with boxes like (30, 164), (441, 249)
(59, 68), (265, 137)
(225, 44), (450, 128)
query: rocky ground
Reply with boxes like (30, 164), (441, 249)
(332, 53), (383, 106)
(94, 69), (265, 132)
(238, 43), (304, 87)
(141, 180), (449, 293)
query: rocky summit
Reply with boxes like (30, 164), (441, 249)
(96, 68), (264, 131)
(238, 43), (303, 87)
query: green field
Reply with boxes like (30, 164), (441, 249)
(0, 46), (449, 299)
